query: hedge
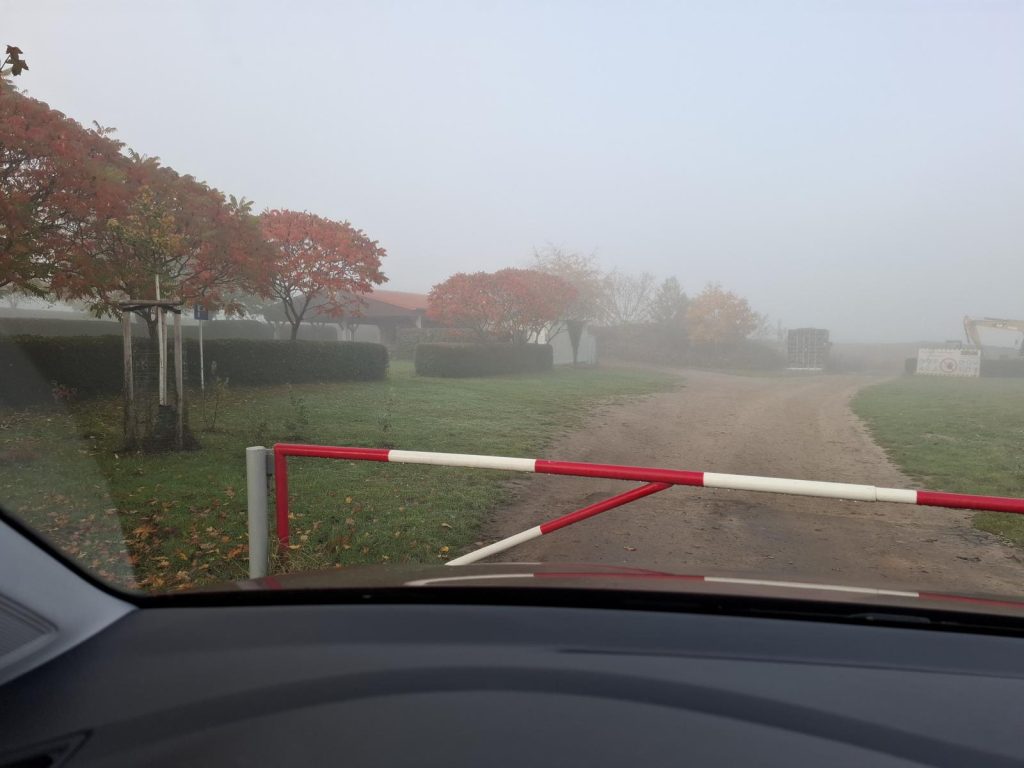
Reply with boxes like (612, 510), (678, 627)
(414, 342), (553, 377)
(980, 359), (1024, 378)
(392, 327), (470, 360)
(198, 339), (387, 385)
(592, 325), (785, 371)
(0, 317), (277, 340)
(1, 336), (128, 404)
(0, 317), (131, 337)
(0, 336), (388, 406)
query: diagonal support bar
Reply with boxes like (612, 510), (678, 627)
(446, 482), (672, 566)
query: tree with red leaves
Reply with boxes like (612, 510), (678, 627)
(0, 90), (272, 341)
(0, 89), (128, 297)
(259, 209), (388, 341)
(426, 272), (498, 341)
(427, 268), (576, 343)
(50, 151), (274, 342)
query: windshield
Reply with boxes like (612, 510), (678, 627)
(2, 1), (1023, 605)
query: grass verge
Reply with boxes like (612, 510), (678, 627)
(851, 375), (1024, 547)
(0, 361), (680, 591)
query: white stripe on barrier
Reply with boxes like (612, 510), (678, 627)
(406, 572), (922, 598)
(389, 450), (538, 473)
(705, 576), (919, 598)
(876, 487), (918, 504)
(704, 472), (878, 501)
(446, 526), (544, 565)
(405, 573), (536, 586)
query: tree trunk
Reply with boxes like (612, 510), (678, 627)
(567, 319), (584, 366)
(143, 310), (159, 345)
(290, 321), (299, 341)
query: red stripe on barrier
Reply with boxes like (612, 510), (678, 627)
(276, 444), (391, 462)
(536, 460), (704, 487)
(265, 442), (1024, 561)
(274, 447), (290, 549)
(273, 445), (391, 549)
(917, 490), (1024, 515)
(918, 592), (1024, 610)
(539, 482), (671, 534)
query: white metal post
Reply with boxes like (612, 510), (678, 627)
(155, 275), (167, 405)
(199, 318), (205, 392)
(246, 446), (270, 579)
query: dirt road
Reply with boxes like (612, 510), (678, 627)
(488, 370), (1023, 595)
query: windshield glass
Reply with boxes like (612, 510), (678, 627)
(2, 1), (1023, 603)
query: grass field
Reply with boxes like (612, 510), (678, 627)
(852, 375), (1024, 547)
(0, 361), (680, 591)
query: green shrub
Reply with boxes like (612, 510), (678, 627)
(415, 342), (553, 377)
(592, 324), (689, 365)
(393, 327), (469, 360)
(980, 360), (1024, 378)
(592, 324), (784, 371)
(0, 317), (130, 337)
(199, 339), (387, 386)
(186, 320), (275, 340)
(0, 336), (388, 406)
(0, 336), (126, 405)
(0, 316), (277, 340)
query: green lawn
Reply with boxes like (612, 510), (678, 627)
(852, 375), (1024, 547)
(0, 362), (680, 591)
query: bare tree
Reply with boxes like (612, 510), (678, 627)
(533, 245), (607, 322)
(599, 271), (656, 326)
(533, 245), (609, 363)
(649, 276), (688, 326)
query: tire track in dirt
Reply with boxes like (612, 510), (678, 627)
(485, 370), (1023, 595)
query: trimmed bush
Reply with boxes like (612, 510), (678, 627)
(393, 327), (470, 360)
(592, 324), (784, 371)
(0, 316), (277, 340)
(199, 339), (387, 385)
(1, 336), (127, 405)
(0, 336), (388, 406)
(415, 342), (553, 378)
(188, 321), (276, 341)
(980, 359), (1024, 378)
(0, 317), (131, 337)
(686, 340), (786, 370)
(592, 324), (689, 365)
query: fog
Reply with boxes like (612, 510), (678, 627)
(5, 0), (1022, 342)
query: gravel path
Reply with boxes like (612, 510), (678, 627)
(487, 369), (1023, 596)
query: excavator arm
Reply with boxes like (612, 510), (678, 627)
(963, 316), (1024, 354)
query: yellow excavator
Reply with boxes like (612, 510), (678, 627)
(963, 316), (1024, 357)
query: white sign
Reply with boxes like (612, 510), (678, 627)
(916, 348), (981, 378)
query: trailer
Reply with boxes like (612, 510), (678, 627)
(787, 328), (830, 370)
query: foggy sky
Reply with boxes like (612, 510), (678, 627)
(4, 0), (1022, 342)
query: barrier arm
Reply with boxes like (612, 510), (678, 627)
(256, 444), (1024, 574)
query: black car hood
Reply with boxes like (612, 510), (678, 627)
(216, 561), (1024, 620)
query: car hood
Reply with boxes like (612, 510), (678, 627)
(216, 562), (1024, 620)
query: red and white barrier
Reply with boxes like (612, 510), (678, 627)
(254, 443), (1024, 572)
(404, 569), (1024, 611)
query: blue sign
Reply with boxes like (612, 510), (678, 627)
(193, 305), (210, 321)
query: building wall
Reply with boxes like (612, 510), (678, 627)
(546, 325), (598, 365)
(351, 325), (382, 343)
